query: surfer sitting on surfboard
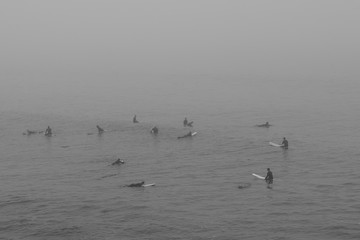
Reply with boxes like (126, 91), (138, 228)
(265, 168), (273, 187)
(45, 126), (52, 136)
(126, 181), (145, 187)
(281, 137), (288, 149)
(177, 131), (192, 139)
(133, 115), (139, 123)
(183, 117), (188, 127)
(183, 117), (193, 127)
(150, 126), (159, 135)
(96, 125), (104, 133)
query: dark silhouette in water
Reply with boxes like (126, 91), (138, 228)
(112, 158), (125, 165)
(126, 181), (145, 187)
(96, 125), (104, 133)
(281, 137), (288, 149)
(256, 122), (271, 128)
(183, 117), (193, 127)
(265, 168), (273, 188)
(133, 115), (139, 123)
(183, 117), (188, 127)
(45, 126), (52, 136)
(177, 131), (192, 139)
(150, 126), (159, 135)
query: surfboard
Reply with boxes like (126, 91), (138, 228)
(269, 142), (283, 147)
(143, 183), (155, 187)
(252, 173), (265, 180)
(191, 132), (197, 136)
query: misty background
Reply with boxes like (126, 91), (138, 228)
(1, 0), (359, 119)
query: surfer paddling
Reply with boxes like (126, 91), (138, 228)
(265, 168), (273, 188)
(177, 131), (192, 139)
(112, 158), (125, 165)
(257, 122), (271, 127)
(126, 181), (145, 187)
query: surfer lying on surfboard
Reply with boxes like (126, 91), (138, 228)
(177, 131), (193, 139)
(256, 122), (271, 127)
(126, 181), (145, 187)
(112, 158), (125, 165)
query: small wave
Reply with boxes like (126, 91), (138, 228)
(98, 173), (118, 179)
(0, 196), (36, 208)
(26, 225), (83, 238)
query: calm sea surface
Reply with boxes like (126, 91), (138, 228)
(0, 75), (359, 239)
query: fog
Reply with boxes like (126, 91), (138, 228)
(1, 0), (359, 77)
(1, 1), (360, 116)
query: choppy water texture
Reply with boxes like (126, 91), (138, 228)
(0, 76), (360, 239)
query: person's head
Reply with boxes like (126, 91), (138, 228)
(141, 181), (145, 184)
(266, 122), (269, 124)
(283, 137), (286, 140)
(267, 168), (270, 171)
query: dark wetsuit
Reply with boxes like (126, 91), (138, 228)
(112, 159), (124, 165)
(127, 182), (144, 187)
(151, 127), (158, 134)
(282, 139), (288, 149)
(45, 127), (52, 136)
(97, 125), (104, 133)
(265, 171), (273, 184)
(178, 131), (192, 139)
(183, 118), (188, 127)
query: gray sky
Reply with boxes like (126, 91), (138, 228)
(1, 0), (360, 78)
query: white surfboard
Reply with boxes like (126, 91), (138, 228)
(269, 142), (283, 147)
(191, 132), (197, 136)
(252, 173), (265, 180)
(143, 183), (155, 187)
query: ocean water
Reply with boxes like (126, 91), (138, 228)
(0, 75), (359, 240)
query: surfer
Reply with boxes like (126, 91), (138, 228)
(133, 115), (139, 123)
(281, 137), (288, 149)
(112, 158), (125, 165)
(177, 131), (192, 139)
(150, 126), (159, 135)
(96, 125), (104, 133)
(265, 168), (273, 187)
(45, 126), (52, 136)
(265, 168), (273, 188)
(126, 181), (145, 187)
(257, 122), (270, 127)
(183, 117), (188, 127)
